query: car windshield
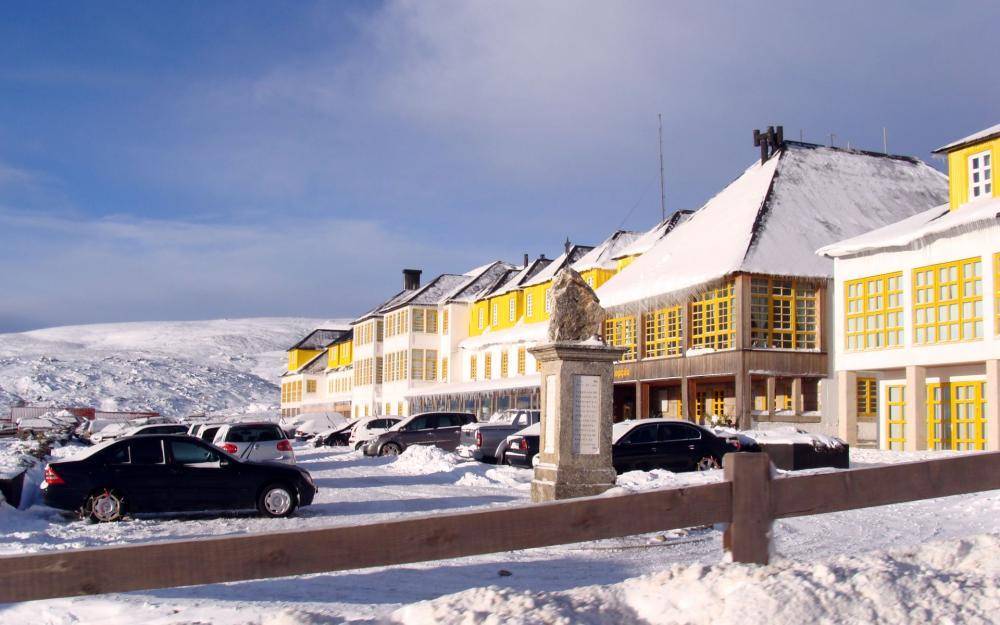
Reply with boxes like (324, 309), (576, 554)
(488, 411), (517, 424)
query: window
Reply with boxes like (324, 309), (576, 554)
(913, 258), (982, 344)
(604, 316), (637, 361)
(750, 278), (818, 349)
(695, 391), (705, 421)
(426, 310), (437, 333)
(470, 355), (478, 380)
(411, 349), (424, 380)
(425, 350), (437, 381)
(477, 308), (485, 330)
(659, 423), (702, 441)
(517, 347), (526, 375)
(412, 309), (425, 333)
(544, 288), (552, 314)
(376, 356), (383, 384)
(442, 310), (449, 334)
(845, 272), (903, 350)
(491, 302), (499, 327)
(484, 353), (493, 379)
(509, 297), (516, 322)
(927, 383), (947, 451)
(102, 443), (130, 464)
(306, 379), (317, 394)
(690, 282), (735, 350)
(857, 377), (877, 418)
(500, 351), (509, 377)
(625, 425), (656, 444)
(885, 385), (905, 451)
(526, 293), (534, 318)
(644, 306), (682, 358)
(130, 439), (165, 465)
(711, 390), (726, 417)
(170, 441), (219, 465)
(951, 381), (987, 451)
(968, 150), (992, 200)
(441, 356), (449, 381)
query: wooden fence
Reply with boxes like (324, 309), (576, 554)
(1, 451), (998, 604)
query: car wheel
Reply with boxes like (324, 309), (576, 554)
(379, 442), (402, 456)
(258, 483), (298, 518)
(354, 441), (365, 451)
(696, 456), (721, 471)
(85, 488), (126, 523)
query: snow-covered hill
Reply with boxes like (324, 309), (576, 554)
(0, 318), (348, 418)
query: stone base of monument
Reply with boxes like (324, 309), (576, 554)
(528, 342), (624, 503)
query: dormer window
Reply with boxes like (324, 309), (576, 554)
(968, 150), (992, 200)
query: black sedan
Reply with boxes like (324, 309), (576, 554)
(42, 434), (316, 522)
(504, 419), (756, 473)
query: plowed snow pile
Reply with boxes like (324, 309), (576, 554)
(389, 445), (467, 474)
(392, 533), (1000, 625)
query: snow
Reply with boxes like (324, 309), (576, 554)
(457, 320), (548, 351)
(597, 143), (947, 310)
(0, 445), (997, 623)
(933, 122), (1000, 152)
(817, 197), (1000, 258)
(406, 373), (542, 398)
(0, 317), (334, 418)
(612, 211), (693, 260)
(570, 230), (641, 272)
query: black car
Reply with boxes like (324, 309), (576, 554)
(503, 419), (757, 472)
(313, 419), (358, 447)
(42, 434), (316, 522)
(363, 412), (476, 456)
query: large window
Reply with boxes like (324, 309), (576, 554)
(508, 298), (516, 322)
(500, 351), (509, 377)
(951, 381), (987, 451)
(690, 282), (734, 350)
(517, 347), (526, 375)
(605, 316), (638, 361)
(525, 293), (534, 318)
(750, 278), (818, 349)
(484, 353), (493, 379)
(913, 258), (982, 345)
(857, 377), (877, 418)
(470, 355), (477, 380)
(644, 306), (682, 358)
(845, 272), (903, 351)
(306, 380), (316, 394)
(968, 150), (992, 200)
(885, 385), (905, 451)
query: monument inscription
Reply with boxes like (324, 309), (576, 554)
(572, 374), (600, 455)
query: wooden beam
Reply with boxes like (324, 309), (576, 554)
(723, 452), (773, 564)
(0, 482), (733, 604)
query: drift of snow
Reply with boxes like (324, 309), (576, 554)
(389, 445), (467, 475)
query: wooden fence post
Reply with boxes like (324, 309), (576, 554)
(723, 452), (773, 565)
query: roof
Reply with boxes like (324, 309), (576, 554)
(382, 273), (470, 312)
(597, 141), (948, 310)
(300, 350), (329, 374)
(933, 123), (1000, 154)
(570, 230), (640, 272)
(485, 257), (553, 297)
(521, 247), (592, 288)
(818, 196), (1000, 258)
(288, 328), (350, 351)
(446, 261), (516, 303)
(612, 211), (694, 260)
(405, 373), (541, 398)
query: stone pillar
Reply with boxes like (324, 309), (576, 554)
(904, 365), (927, 451)
(529, 343), (624, 502)
(680, 376), (690, 422)
(836, 370), (858, 445)
(986, 360), (1000, 452)
(766, 376), (776, 418)
(791, 377), (803, 415)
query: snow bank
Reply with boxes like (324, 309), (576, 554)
(741, 426), (845, 449)
(610, 468), (722, 494)
(389, 445), (467, 475)
(391, 533), (1000, 625)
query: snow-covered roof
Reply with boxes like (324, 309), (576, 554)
(487, 257), (553, 296)
(597, 141), (948, 310)
(521, 247), (592, 288)
(570, 231), (640, 272)
(384, 273), (470, 311)
(288, 328), (350, 351)
(458, 320), (548, 351)
(612, 211), (694, 260)
(818, 197), (1000, 258)
(933, 123), (1000, 154)
(405, 373), (541, 398)
(446, 261), (516, 303)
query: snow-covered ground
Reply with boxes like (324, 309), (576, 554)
(0, 318), (341, 418)
(0, 443), (996, 624)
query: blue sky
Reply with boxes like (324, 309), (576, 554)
(0, 1), (997, 332)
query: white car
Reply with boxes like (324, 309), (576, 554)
(120, 423), (189, 437)
(189, 422), (226, 443)
(213, 422), (296, 464)
(294, 412), (348, 440)
(348, 416), (402, 450)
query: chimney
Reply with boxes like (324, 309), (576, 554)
(522, 253), (529, 267)
(402, 268), (422, 291)
(752, 125), (784, 163)
(564, 237), (571, 254)
(539, 253), (547, 261)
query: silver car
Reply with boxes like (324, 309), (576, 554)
(212, 422), (296, 464)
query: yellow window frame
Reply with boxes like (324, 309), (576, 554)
(470, 355), (478, 381)
(951, 381), (987, 451)
(913, 257), (983, 345)
(604, 316), (638, 361)
(885, 384), (905, 451)
(750, 277), (819, 349)
(484, 353), (493, 379)
(517, 347), (526, 375)
(856, 377), (877, 418)
(844, 272), (903, 351)
(690, 282), (735, 350)
(500, 351), (509, 377)
(644, 305), (682, 358)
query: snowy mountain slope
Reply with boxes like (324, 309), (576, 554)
(0, 318), (347, 418)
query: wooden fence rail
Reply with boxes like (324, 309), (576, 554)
(1, 451), (998, 604)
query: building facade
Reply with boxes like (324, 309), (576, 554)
(822, 123), (999, 451)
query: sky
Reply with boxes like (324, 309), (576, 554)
(0, 1), (997, 333)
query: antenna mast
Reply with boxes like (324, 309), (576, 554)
(658, 113), (666, 222)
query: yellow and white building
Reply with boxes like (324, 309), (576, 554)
(280, 327), (352, 417)
(821, 123), (999, 451)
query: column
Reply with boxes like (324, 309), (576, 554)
(837, 370), (857, 445)
(791, 377), (803, 415)
(734, 371), (750, 430)
(681, 376), (690, 422)
(987, 360), (1000, 452)
(904, 365), (927, 451)
(766, 376), (776, 419)
(634, 380), (645, 419)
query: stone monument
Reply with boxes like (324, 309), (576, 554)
(529, 268), (624, 502)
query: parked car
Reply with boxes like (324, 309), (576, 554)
(120, 423), (189, 438)
(294, 412), (348, 440)
(457, 409), (540, 463)
(212, 422), (296, 464)
(189, 422), (225, 444)
(41, 434), (316, 521)
(348, 416), (402, 450)
(75, 418), (117, 443)
(279, 411), (341, 438)
(363, 412), (476, 456)
(503, 422), (540, 468)
(502, 419), (757, 472)
(312, 420), (358, 447)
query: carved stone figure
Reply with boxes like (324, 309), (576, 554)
(547, 268), (605, 343)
